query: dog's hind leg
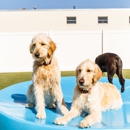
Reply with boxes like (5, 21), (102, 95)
(107, 73), (114, 84)
(116, 68), (125, 92)
(107, 64), (116, 84)
(119, 76), (125, 93)
(115, 59), (125, 92)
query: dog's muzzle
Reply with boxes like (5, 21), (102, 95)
(35, 52), (40, 58)
(79, 78), (84, 86)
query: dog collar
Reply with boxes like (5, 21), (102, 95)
(79, 87), (91, 94)
(78, 87), (92, 101)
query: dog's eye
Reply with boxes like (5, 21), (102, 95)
(87, 69), (91, 72)
(78, 69), (81, 73)
(32, 44), (36, 48)
(41, 43), (46, 46)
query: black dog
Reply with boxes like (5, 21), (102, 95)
(95, 52), (125, 92)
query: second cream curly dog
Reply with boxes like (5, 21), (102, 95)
(55, 59), (123, 128)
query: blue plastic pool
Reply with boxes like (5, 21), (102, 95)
(0, 76), (130, 130)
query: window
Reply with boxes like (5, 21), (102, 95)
(67, 17), (76, 24)
(98, 17), (108, 23)
(129, 16), (130, 23)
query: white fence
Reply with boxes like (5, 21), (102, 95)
(0, 30), (130, 73)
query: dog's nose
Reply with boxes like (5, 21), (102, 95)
(35, 52), (40, 58)
(79, 78), (84, 86)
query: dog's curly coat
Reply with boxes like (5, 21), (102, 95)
(55, 59), (123, 128)
(26, 33), (68, 119)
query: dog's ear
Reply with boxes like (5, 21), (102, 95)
(93, 64), (102, 83)
(29, 42), (35, 54)
(48, 41), (56, 57)
(75, 68), (78, 78)
(50, 41), (56, 52)
(75, 66), (80, 78)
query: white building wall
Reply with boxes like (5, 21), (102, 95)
(0, 9), (130, 32)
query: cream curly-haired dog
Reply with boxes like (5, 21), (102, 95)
(26, 33), (68, 119)
(55, 59), (123, 128)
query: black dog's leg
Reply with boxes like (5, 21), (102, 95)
(116, 69), (125, 93)
(107, 63), (116, 85)
(108, 73), (113, 84)
(119, 77), (125, 93)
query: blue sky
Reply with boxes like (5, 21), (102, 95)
(1, 0), (130, 10)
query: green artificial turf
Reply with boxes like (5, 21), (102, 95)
(0, 72), (32, 90)
(0, 71), (75, 90)
(0, 70), (129, 90)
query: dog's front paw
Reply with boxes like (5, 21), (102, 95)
(36, 112), (46, 119)
(54, 117), (68, 125)
(79, 120), (90, 128)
